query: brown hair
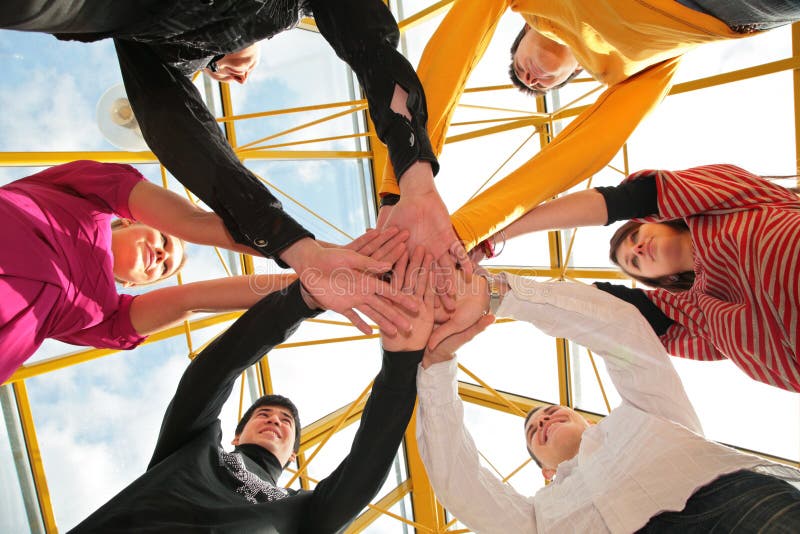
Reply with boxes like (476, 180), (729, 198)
(608, 220), (694, 292)
(508, 24), (582, 96)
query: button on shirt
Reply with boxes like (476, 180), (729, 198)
(416, 276), (800, 533)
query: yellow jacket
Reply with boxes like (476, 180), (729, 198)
(380, 0), (747, 250)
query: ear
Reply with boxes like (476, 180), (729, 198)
(541, 467), (556, 481)
(231, 435), (240, 446)
(287, 451), (297, 465)
(122, 280), (135, 288)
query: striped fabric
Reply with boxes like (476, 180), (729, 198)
(629, 164), (800, 391)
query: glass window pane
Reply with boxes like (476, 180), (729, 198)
(0, 385), (44, 534)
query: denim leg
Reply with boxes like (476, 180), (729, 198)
(637, 470), (800, 533)
(675, 0), (800, 31)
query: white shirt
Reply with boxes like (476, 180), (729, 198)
(417, 275), (799, 534)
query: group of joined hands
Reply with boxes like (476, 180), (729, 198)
(294, 224), (507, 366)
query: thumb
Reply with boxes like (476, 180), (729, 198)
(427, 317), (463, 351)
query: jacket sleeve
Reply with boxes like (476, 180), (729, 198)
(307, 0), (438, 180)
(629, 164), (800, 221)
(595, 175), (659, 224)
(451, 57), (681, 251)
(377, 0), (507, 196)
(593, 282), (674, 336)
(113, 38), (313, 259)
(416, 358), (537, 534)
(147, 282), (320, 468)
(300, 348), (423, 534)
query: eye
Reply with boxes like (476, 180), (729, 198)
(632, 256), (639, 269)
(631, 230), (639, 243)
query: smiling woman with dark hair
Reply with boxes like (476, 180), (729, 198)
(472, 163), (800, 393)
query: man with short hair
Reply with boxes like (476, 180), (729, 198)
(70, 237), (436, 533)
(416, 274), (800, 532)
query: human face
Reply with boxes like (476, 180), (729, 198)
(512, 26), (579, 91)
(615, 223), (694, 279)
(205, 43), (261, 84)
(525, 405), (588, 474)
(233, 405), (297, 466)
(111, 221), (185, 286)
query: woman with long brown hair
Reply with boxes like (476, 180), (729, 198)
(472, 164), (800, 392)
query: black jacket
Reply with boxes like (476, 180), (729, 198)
(2, 0), (438, 260)
(70, 281), (423, 533)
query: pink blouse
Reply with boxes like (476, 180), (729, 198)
(0, 160), (147, 383)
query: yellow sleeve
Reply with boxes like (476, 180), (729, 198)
(378, 0), (507, 196)
(451, 56), (681, 250)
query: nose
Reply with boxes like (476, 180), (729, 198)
(633, 241), (646, 256)
(155, 244), (171, 265)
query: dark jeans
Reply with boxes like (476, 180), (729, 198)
(638, 470), (800, 533)
(676, 0), (800, 32)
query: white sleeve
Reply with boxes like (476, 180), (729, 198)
(497, 275), (702, 434)
(416, 359), (537, 534)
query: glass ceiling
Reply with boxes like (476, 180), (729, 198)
(1, 3), (799, 532)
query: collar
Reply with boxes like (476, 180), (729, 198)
(235, 443), (284, 484)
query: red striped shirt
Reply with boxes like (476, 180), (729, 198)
(629, 164), (800, 392)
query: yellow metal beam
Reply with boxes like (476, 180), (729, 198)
(347, 479), (414, 533)
(298, 398), (368, 452)
(403, 409), (446, 533)
(0, 149), (372, 167)
(13, 382), (57, 533)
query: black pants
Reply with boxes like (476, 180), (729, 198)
(638, 470), (800, 533)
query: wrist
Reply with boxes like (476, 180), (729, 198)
(299, 282), (322, 311)
(278, 237), (320, 271)
(398, 162), (435, 196)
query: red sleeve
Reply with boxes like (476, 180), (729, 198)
(659, 321), (727, 362)
(625, 164), (800, 221)
(54, 294), (146, 349)
(20, 160), (146, 219)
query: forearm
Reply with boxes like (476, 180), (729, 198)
(451, 58), (680, 250)
(308, 0), (437, 182)
(304, 348), (423, 532)
(502, 189), (608, 240)
(129, 275), (297, 335)
(128, 181), (260, 254)
(417, 359), (536, 534)
(114, 38), (312, 259)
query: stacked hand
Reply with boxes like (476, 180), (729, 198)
(281, 230), (418, 336)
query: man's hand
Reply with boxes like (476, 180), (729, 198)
(344, 226), (409, 266)
(422, 314), (495, 369)
(381, 173), (472, 305)
(427, 271), (489, 350)
(381, 246), (435, 352)
(279, 237), (418, 336)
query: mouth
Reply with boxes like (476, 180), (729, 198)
(647, 239), (655, 262)
(260, 428), (281, 440)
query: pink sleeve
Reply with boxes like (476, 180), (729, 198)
(21, 160), (146, 218)
(54, 294), (147, 349)
(626, 164), (799, 221)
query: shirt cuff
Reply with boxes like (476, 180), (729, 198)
(417, 358), (459, 407)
